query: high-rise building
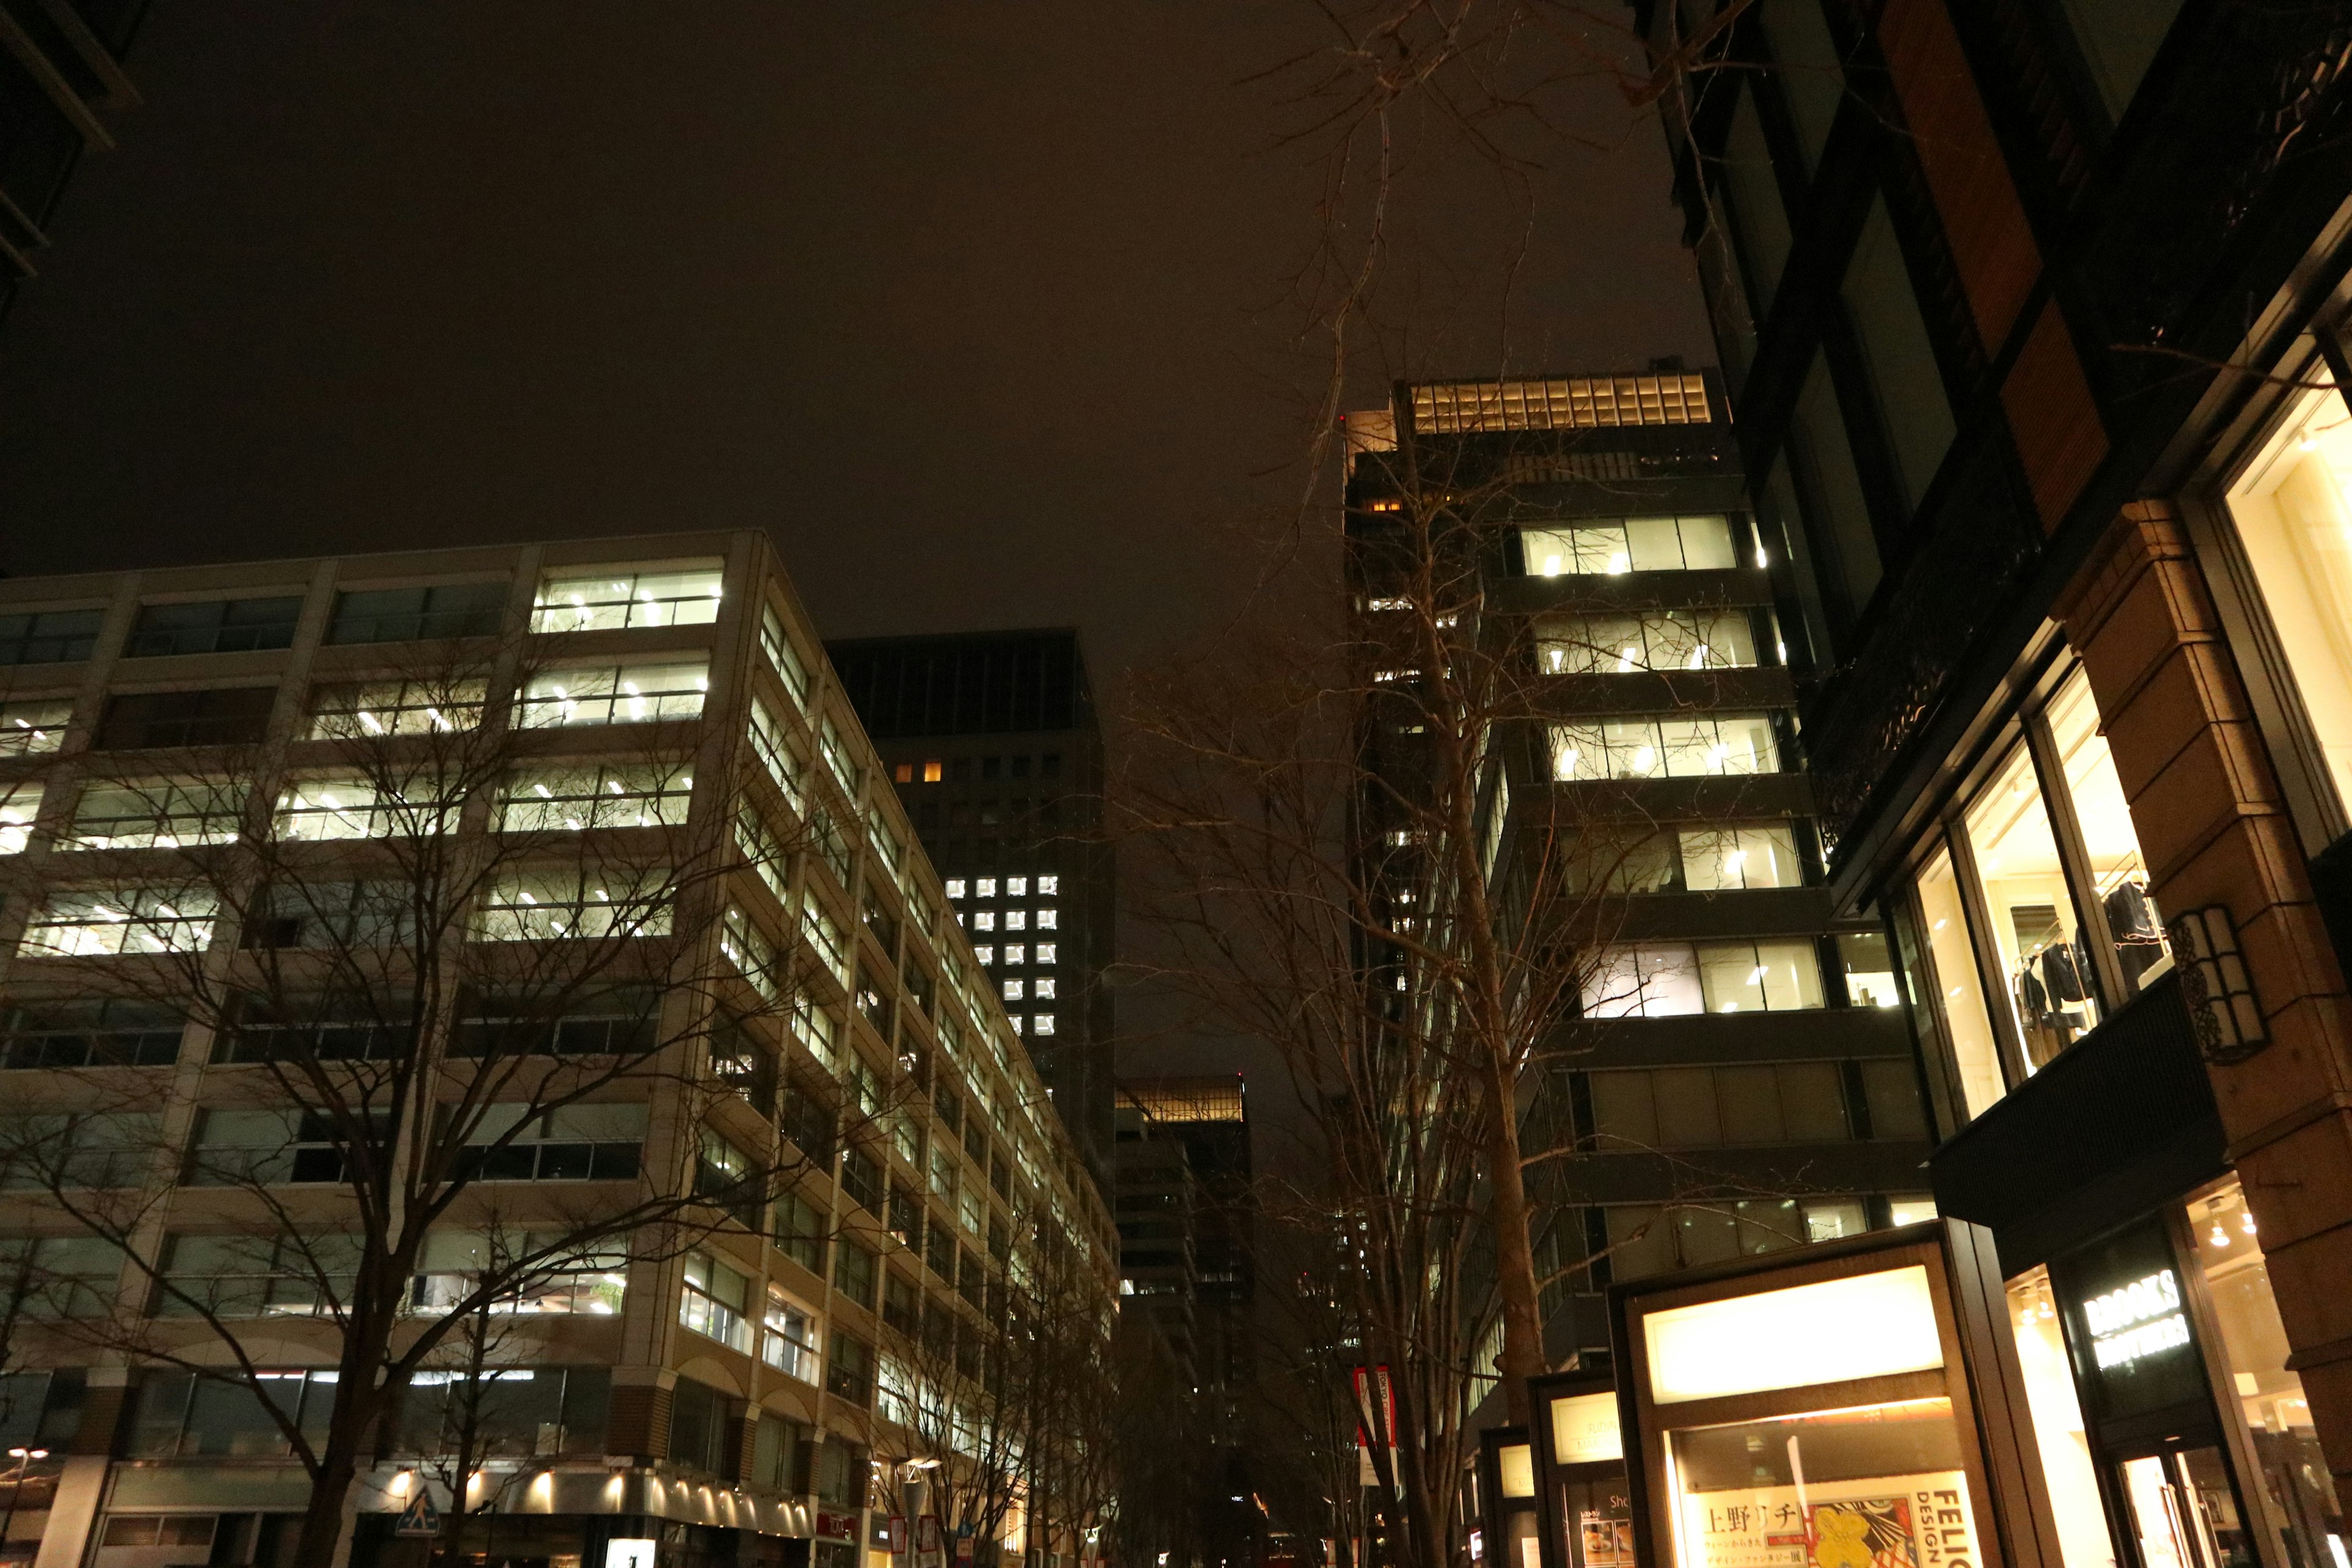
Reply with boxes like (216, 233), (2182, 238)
(1637, 0), (2352, 1550)
(827, 630), (1115, 1183)
(0, 533), (1115, 1567)
(1115, 1077), (1255, 1429)
(1344, 370), (1935, 1380)
(0, 0), (148, 330)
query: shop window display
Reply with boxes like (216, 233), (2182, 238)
(2043, 670), (2169, 996)
(2223, 386), (2352, 820)
(2184, 1178), (2345, 1568)
(1964, 741), (2103, 1067)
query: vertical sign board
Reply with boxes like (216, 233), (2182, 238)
(1607, 1219), (2052, 1568)
(1352, 1365), (1396, 1487)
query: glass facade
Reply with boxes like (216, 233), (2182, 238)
(1900, 663), (2170, 1118)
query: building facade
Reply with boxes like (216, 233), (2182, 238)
(0, 533), (1116, 1568)
(1642, 2), (2352, 1566)
(826, 631), (1115, 1186)
(1344, 371), (1937, 1385)
(0, 0), (147, 331)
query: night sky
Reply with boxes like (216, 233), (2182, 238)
(0, 2), (1713, 1089)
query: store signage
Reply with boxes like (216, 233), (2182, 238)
(1498, 1443), (1536, 1499)
(1644, 1267), (1943, 1404)
(1548, 1391), (1623, 1466)
(605, 1543), (657, 1568)
(817, 1510), (861, 1542)
(2082, 1268), (2190, 1369)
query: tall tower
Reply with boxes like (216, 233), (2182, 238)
(827, 628), (1117, 1182)
(1345, 371), (1934, 1379)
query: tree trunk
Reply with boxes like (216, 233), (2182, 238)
(296, 1434), (364, 1567)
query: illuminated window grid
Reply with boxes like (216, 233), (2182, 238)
(1409, 373), (1712, 434)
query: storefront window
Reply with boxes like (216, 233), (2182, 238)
(2184, 1178), (2346, 1568)
(2223, 386), (2352, 821)
(1915, 846), (2005, 1118)
(2044, 669), (2171, 997)
(1965, 741), (2103, 1068)
(2006, 1268), (2117, 1568)
(1665, 1399), (1981, 1568)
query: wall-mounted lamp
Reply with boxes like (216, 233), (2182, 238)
(2166, 906), (2271, 1064)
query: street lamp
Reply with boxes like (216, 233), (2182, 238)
(0, 1447), (49, 1564)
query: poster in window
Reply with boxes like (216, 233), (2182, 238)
(1675, 1471), (1975, 1568)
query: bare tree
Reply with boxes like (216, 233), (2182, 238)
(1118, 415), (1797, 1567)
(0, 641), (847, 1562)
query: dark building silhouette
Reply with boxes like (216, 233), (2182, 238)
(828, 628), (1116, 1181)
(0, 0), (148, 330)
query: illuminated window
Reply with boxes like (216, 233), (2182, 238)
(1005, 945), (1026, 966)
(945, 879), (966, 899)
(1550, 714), (1781, 780)
(1536, 609), (1759, 673)
(1678, 824), (1804, 891)
(279, 777), (456, 840)
(1003, 979), (1025, 1001)
(1036, 875), (1058, 895)
(532, 560), (723, 633)
(1034, 943), (1056, 965)
(974, 946), (994, 966)
(747, 698), (804, 812)
(0, 697), (70, 756)
(0, 782), (40, 854)
(307, 679), (486, 739)
(1008, 877), (1028, 896)
(1519, 516), (1736, 578)
(499, 763), (693, 832)
(475, 873), (673, 943)
(19, 889), (220, 957)
(1035, 978), (1055, 1000)
(69, 781), (246, 850)
(1582, 941), (1823, 1017)
(520, 663), (707, 728)
(679, 1252), (753, 1352)
(922, 760), (942, 783)
(1035, 910), (1057, 930)
(973, 911), (995, 932)
(1004, 910), (1027, 932)
(894, 763), (913, 783)
(976, 878), (997, 898)
(1032, 1014), (1055, 1037)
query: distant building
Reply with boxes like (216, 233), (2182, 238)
(829, 630), (1116, 1182)
(1116, 1077), (1255, 1447)
(0, 0), (149, 330)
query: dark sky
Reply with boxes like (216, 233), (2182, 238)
(0, 1), (1712, 1086)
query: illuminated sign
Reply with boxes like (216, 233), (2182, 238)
(2083, 1269), (2190, 1369)
(1643, 1266), (1943, 1403)
(1548, 1391), (1623, 1466)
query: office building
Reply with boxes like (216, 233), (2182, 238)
(826, 631), (1115, 1185)
(0, 533), (1115, 1567)
(1344, 370), (1936, 1389)
(0, 0), (148, 331)
(1637, 0), (2352, 1561)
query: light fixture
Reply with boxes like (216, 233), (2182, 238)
(2209, 1221), (2230, 1248)
(2242, 1208), (2258, 1235)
